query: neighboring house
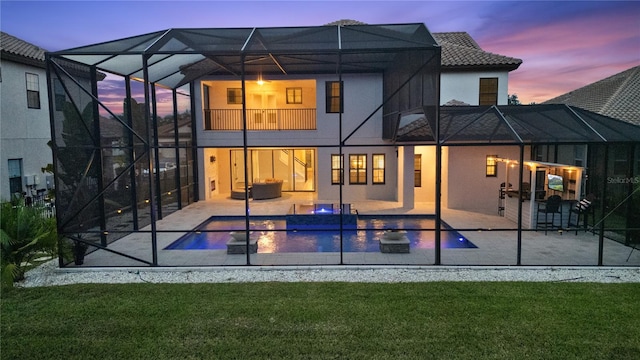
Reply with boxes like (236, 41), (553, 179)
(543, 65), (640, 244)
(0, 32), (53, 202)
(544, 65), (640, 126)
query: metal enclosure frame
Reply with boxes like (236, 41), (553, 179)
(46, 23), (640, 268)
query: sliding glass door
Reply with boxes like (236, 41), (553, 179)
(230, 148), (315, 192)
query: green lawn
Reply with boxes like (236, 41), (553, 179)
(2, 282), (639, 359)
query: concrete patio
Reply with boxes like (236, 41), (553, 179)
(77, 192), (640, 268)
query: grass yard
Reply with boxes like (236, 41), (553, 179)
(2, 282), (639, 359)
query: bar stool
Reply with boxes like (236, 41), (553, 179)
(536, 195), (562, 235)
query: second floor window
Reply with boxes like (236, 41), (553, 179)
(26, 73), (40, 109)
(331, 154), (343, 185)
(349, 154), (366, 184)
(227, 88), (242, 104)
(286, 87), (302, 104)
(479, 78), (498, 105)
(325, 81), (343, 113)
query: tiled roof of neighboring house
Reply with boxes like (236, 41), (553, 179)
(1, 31), (46, 67)
(325, 19), (368, 26)
(543, 65), (640, 126)
(433, 32), (522, 71)
(443, 99), (471, 106)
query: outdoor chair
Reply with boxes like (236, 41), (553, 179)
(567, 193), (596, 235)
(536, 195), (563, 235)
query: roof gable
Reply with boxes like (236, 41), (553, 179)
(433, 32), (522, 71)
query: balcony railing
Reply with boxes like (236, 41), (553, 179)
(204, 108), (316, 131)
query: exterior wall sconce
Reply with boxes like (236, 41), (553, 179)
(210, 156), (216, 163)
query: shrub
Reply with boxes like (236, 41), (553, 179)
(1, 202), (58, 287)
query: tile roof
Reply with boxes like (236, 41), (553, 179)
(1, 31), (46, 67)
(433, 32), (522, 71)
(325, 19), (368, 26)
(544, 65), (640, 126)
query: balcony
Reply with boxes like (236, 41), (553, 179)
(204, 108), (316, 131)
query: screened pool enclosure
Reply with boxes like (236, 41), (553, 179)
(46, 23), (640, 268)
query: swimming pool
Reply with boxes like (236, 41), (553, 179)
(164, 215), (477, 253)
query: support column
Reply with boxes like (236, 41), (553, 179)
(400, 146), (415, 209)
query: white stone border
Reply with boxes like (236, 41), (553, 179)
(16, 260), (640, 287)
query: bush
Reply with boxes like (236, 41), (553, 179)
(1, 202), (58, 287)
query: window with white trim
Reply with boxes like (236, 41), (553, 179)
(331, 154), (343, 185)
(372, 154), (385, 184)
(349, 154), (366, 184)
(26, 73), (40, 109)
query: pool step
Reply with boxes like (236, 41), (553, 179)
(226, 237), (258, 254)
(379, 236), (410, 253)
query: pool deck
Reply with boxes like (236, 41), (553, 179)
(80, 192), (640, 267)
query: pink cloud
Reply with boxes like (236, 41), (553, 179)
(479, 9), (640, 104)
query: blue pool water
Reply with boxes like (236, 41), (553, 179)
(165, 216), (477, 253)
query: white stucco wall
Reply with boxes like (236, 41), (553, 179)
(196, 73), (395, 200)
(440, 71), (510, 105)
(196, 73), (384, 147)
(446, 146), (527, 215)
(0, 60), (52, 200)
(316, 146), (398, 203)
(414, 146), (436, 203)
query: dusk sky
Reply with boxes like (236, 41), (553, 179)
(2, 1), (639, 104)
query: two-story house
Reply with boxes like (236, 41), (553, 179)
(0, 32), (53, 202)
(197, 30), (522, 214)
